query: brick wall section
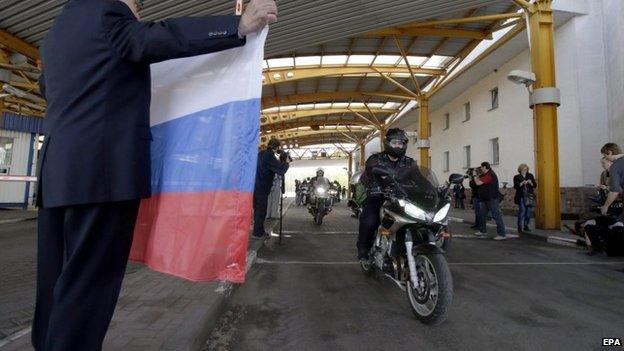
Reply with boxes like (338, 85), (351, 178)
(461, 187), (598, 218)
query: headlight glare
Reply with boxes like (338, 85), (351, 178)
(434, 203), (451, 223)
(403, 202), (428, 221)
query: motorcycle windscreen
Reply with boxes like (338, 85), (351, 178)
(394, 166), (440, 210)
(129, 28), (268, 283)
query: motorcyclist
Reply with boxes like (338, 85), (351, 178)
(357, 128), (415, 262)
(311, 168), (331, 188)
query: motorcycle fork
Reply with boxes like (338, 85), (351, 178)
(404, 231), (419, 287)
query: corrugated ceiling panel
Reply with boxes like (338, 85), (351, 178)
(1, 0), (510, 56)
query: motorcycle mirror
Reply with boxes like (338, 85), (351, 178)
(449, 174), (465, 184)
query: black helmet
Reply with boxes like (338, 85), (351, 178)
(383, 128), (409, 158)
(316, 168), (324, 177)
(267, 137), (281, 150)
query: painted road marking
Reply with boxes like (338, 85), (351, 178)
(255, 259), (624, 266)
(281, 231), (358, 235)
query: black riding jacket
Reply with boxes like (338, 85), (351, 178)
(361, 153), (415, 197)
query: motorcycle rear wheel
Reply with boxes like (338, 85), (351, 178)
(406, 254), (453, 325)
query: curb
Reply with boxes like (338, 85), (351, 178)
(195, 198), (295, 350)
(448, 216), (579, 247)
(0, 217), (37, 225)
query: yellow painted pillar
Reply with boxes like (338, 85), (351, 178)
(0, 49), (9, 113)
(418, 96), (430, 168)
(529, 0), (561, 229)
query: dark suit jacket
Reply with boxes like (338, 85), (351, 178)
(38, 0), (245, 208)
(254, 149), (289, 195)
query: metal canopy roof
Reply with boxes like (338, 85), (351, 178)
(0, 0), (524, 148)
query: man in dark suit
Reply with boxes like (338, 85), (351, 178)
(34, 0), (277, 350)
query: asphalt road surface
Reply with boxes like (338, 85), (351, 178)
(206, 202), (624, 351)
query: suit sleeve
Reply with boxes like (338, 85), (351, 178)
(266, 154), (289, 176)
(101, 1), (246, 64)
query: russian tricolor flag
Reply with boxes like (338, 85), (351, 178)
(130, 29), (268, 283)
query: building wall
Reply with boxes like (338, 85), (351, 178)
(403, 5), (613, 191)
(602, 0), (624, 147)
(0, 129), (34, 207)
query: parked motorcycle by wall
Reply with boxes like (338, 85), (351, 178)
(308, 183), (333, 225)
(361, 165), (463, 325)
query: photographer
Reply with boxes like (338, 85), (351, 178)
(473, 162), (515, 240)
(253, 138), (291, 239)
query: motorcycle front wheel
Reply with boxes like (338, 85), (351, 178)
(406, 254), (453, 325)
(314, 202), (325, 225)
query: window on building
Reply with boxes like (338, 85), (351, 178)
(443, 151), (450, 172)
(0, 137), (14, 166)
(490, 87), (499, 110)
(464, 102), (471, 122)
(428, 156), (431, 168)
(464, 145), (471, 169)
(443, 113), (450, 130)
(490, 138), (500, 165)
(428, 122), (432, 137)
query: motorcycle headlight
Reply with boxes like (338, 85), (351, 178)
(399, 199), (428, 221)
(433, 203), (451, 223)
(316, 188), (326, 194)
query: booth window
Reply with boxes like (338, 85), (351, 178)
(0, 137), (14, 166)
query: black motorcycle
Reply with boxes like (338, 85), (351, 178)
(308, 182), (333, 225)
(297, 183), (311, 206)
(361, 165), (464, 325)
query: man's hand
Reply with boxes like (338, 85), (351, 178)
(601, 205), (609, 216)
(238, 0), (278, 37)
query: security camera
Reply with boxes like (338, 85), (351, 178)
(507, 70), (536, 86)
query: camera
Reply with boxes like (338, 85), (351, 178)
(277, 149), (291, 163)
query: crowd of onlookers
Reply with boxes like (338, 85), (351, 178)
(449, 142), (624, 254)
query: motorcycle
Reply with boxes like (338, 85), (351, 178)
(308, 183), (333, 225)
(361, 165), (464, 325)
(298, 183), (310, 206)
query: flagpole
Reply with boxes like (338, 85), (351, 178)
(279, 175), (285, 245)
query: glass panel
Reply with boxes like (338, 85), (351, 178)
(491, 138), (500, 164)
(295, 56), (322, 66)
(322, 55), (348, 65)
(347, 55), (375, 65)
(373, 55), (402, 65)
(490, 88), (499, 109)
(267, 57), (294, 69)
(0, 137), (14, 166)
